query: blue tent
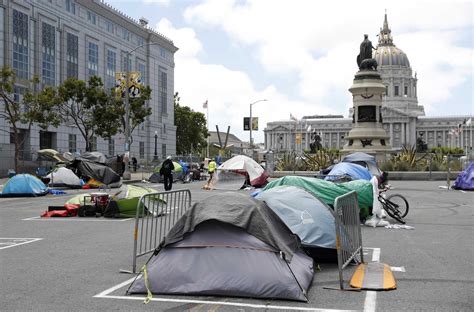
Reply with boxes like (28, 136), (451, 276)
(0, 174), (49, 197)
(453, 162), (474, 191)
(342, 152), (381, 176)
(256, 185), (341, 262)
(325, 162), (372, 181)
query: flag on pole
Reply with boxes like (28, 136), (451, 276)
(466, 117), (472, 126)
(290, 113), (297, 121)
(203, 100), (208, 109)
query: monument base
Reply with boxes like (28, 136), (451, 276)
(343, 69), (392, 162)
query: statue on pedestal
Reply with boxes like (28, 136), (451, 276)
(309, 131), (322, 153)
(416, 133), (428, 152)
(357, 34), (378, 70)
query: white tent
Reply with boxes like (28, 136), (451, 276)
(45, 167), (82, 188)
(217, 155), (268, 187)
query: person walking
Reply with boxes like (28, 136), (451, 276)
(132, 157), (138, 172)
(160, 156), (175, 191)
(207, 158), (217, 184)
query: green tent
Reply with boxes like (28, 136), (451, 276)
(66, 185), (161, 218)
(263, 176), (373, 218)
(153, 161), (183, 174)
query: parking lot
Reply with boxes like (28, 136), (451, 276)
(0, 179), (472, 311)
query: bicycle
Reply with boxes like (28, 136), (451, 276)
(378, 187), (409, 224)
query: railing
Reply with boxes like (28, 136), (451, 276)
(334, 191), (364, 289)
(127, 189), (192, 274)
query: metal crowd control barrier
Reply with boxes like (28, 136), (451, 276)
(334, 191), (364, 290)
(126, 189), (192, 274)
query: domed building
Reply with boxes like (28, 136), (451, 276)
(264, 13), (471, 155)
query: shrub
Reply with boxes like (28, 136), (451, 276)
(302, 150), (332, 171)
(394, 161), (410, 171)
(275, 152), (306, 171)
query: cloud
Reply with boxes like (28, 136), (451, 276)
(155, 18), (337, 143)
(397, 30), (473, 114)
(143, 0), (170, 6)
(151, 0), (472, 143)
(184, 0), (473, 116)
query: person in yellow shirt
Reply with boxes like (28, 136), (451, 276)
(207, 158), (217, 183)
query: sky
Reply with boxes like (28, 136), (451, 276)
(109, 0), (473, 144)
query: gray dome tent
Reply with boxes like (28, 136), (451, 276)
(127, 192), (314, 301)
(256, 185), (338, 262)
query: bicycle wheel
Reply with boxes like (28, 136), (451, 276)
(382, 201), (404, 224)
(386, 194), (409, 218)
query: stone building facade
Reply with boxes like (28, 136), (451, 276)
(0, 0), (178, 171)
(264, 14), (471, 154)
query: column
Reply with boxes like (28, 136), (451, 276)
(401, 123), (405, 146)
(389, 123), (394, 146)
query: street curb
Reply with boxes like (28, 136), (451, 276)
(272, 171), (461, 181)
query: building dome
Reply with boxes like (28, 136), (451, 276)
(372, 13), (410, 68)
(374, 45), (410, 67)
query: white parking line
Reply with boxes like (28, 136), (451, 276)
(0, 238), (43, 250)
(95, 281), (358, 312)
(363, 247), (381, 312)
(22, 216), (132, 222)
(93, 250), (389, 311)
(390, 266), (406, 272)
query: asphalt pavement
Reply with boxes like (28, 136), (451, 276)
(0, 178), (472, 312)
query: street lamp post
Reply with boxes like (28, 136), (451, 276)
(249, 99), (267, 152)
(154, 130), (158, 160)
(122, 42), (160, 180)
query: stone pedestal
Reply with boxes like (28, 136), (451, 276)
(343, 70), (391, 160)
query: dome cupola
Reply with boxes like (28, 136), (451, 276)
(373, 13), (410, 67)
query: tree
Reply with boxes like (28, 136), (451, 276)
(57, 76), (120, 152)
(0, 67), (61, 172)
(113, 85), (153, 146)
(174, 92), (208, 155)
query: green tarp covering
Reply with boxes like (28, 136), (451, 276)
(65, 185), (159, 217)
(263, 176), (373, 211)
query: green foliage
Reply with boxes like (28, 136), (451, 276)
(380, 161), (394, 172)
(174, 92), (208, 155)
(23, 85), (62, 130)
(302, 150), (330, 171)
(302, 148), (340, 171)
(275, 152), (306, 171)
(429, 146), (464, 155)
(382, 145), (466, 172)
(389, 144), (430, 170)
(58, 76), (120, 151)
(0, 66), (62, 172)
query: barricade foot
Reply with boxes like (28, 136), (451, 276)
(350, 262), (397, 290)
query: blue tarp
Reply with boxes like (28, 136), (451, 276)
(325, 162), (372, 181)
(453, 162), (474, 191)
(0, 174), (49, 197)
(256, 185), (336, 249)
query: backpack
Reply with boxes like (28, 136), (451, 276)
(161, 160), (173, 174)
(103, 200), (120, 218)
(78, 204), (97, 217)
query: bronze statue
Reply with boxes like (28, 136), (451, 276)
(309, 131), (322, 153)
(357, 34), (377, 70)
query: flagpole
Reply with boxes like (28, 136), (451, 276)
(470, 116), (473, 161)
(206, 104), (209, 158)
